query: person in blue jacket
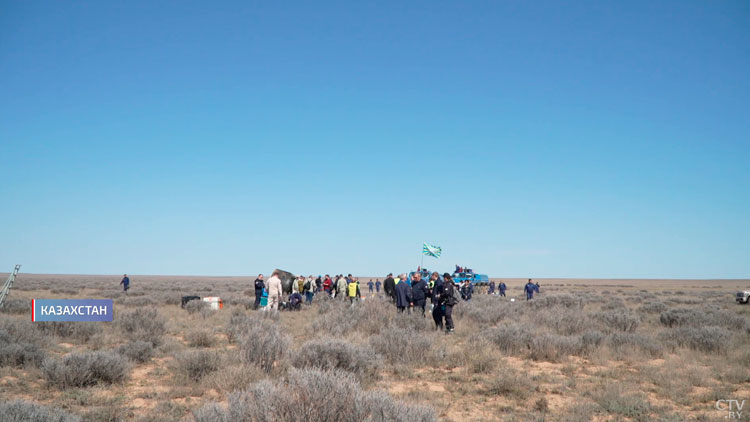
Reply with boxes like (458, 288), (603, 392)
(488, 280), (496, 295)
(375, 279), (381, 293)
(524, 279), (536, 300)
(367, 279), (374, 293)
(395, 274), (412, 313)
(120, 274), (130, 292)
(499, 281), (507, 297)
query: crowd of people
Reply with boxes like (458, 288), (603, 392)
(248, 271), (542, 333)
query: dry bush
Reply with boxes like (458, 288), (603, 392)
(661, 326), (731, 353)
(0, 298), (30, 315)
(638, 301), (667, 314)
(226, 310), (279, 344)
(531, 294), (585, 308)
(313, 299), (390, 336)
(202, 364), (266, 393)
(481, 366), (534, 400)
(186, 330), (217, 348)
(0, 318), (48, 367)
(293, 338), (381, 384)
(116, 341), (154, 363)
(456, 296), (519, 325)
(607, 332), (664, 358)
(528, 334), (585, 362)
(185, 300), (208, 315)
(369, 328), (432, 365)
(595, 310), (640, 333)
(660, 308), (747, 331)
(592, 383), (652, 422)
(35, 322), (102, 343)
(238, 320), (290, 372)
(42, 351), (131, 388)
(486, 324), (534, 355)
(117, 308), (167, 346)
(118, 297), (156, 307)
(172, 350), (221, 382)
(0, 400), (81, 422)
(193, 368), (435, 422)
(535, 307), (590, 335)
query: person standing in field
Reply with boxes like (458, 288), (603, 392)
(499, 281), (507, 297)
(460, 280), (473, 301)
(337, 275), (348, 300)
(524, 279), (536, 301)
(488, 280), (496, 295)
(367, 279), (374, 293)
(120, 274), (130, 292)
(431, 273), (445, 329)
(253, 274), (265, 310)
(439, 273), (457, 333)
(348, 278), (360, 304)
(267, 271), (283, 311)
(303, 275), (314, 304)
(323, 275), (332, 296)
(395, 273), (412, 313)
(410, 272), (429, 317)
(383, 273), (396, 303)
(375, 279), (381, 293)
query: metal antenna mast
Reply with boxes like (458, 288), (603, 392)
(0, 264), (21, 309)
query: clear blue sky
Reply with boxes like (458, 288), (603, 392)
(1, 1), (748, 278)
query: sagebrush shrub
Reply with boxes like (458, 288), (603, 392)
(0, 400), (81, 422)
(185, 300), (208, 315)
(662, 326), (731, 353)
(116, 341), (154, 363)
(607, 333), (663, 358)
(0, 319), (47, 367)
(596, 310), (639, 333)
(173, 350), (221, 382)
(42, 351), (131, 388)
(294, 338), (381, 384)
(35, 322), (101, 343)
(186, 330), (217, 348)
(369, 328), (432, 364)
(0, 298), (30, 315)
(118, 308), (167, 346)
(486, 324), (534, 355)
(239, 321), (290, 372)
(193, 368), (436, 422)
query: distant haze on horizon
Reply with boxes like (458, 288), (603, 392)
(1, 1), (748, 279)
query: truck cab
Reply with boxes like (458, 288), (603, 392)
(737, 291), (750, 304)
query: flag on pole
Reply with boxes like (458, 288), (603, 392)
(422, 243), (442, 258)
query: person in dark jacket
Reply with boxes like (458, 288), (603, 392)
(394, 274), (412, 313)
(431, 274), (446, 330)
(410, 272), (430, 317)
(488, 280), (496, 295)
(460, 280), (473, 301)
(367, 280), (374, 293)
(383, 273), (396, 303)
(120, 274), (130, 292)
(499, 281), (507, 297)
(253, 274), (265, 310)
(524, 279), (536, 300)
(439, 273), (457, 332)
(534, 281), (540, 294)
(375, 279), (381, 293)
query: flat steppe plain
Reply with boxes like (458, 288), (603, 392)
(1, 273), (748, 421)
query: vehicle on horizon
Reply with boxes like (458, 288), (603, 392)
(737, 291), (750, 304)
(407, 268), (490, 287)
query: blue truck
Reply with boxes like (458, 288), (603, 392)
(407, 269), (490, 287)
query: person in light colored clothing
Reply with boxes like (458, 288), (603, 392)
(337, 275), (348, 300)
(267, 271), (283, 311)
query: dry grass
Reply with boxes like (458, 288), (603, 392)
(0, 273), (748, 421)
